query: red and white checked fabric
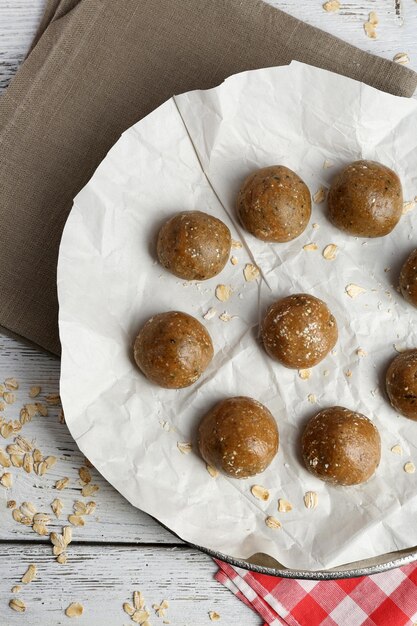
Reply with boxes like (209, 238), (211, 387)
(215, 559), (417, 626)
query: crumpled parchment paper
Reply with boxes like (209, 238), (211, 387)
(58, 62), (417, 571)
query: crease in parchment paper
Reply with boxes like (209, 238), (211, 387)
(58, 62), (417, 571)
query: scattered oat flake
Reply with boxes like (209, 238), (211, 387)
(394, 52), (410, 65)
(1, 422), (14, 438)
(345, 283), (366, 299)
(278, 498), (293, 513)
(391, 444), (403, 456)
(35, 402), (48, 416)
(33, 448), (43, 463)
(50, 531), (65, 548)
(265, 516), (281, 529)
(303, 243), (318, 252)
(22, 563), (37, 584)
(65, 603), (83, 618)
(313, 186), (327, 204)
(203, 307), (217, 320)
(345, 370), (352, 378)
(219, 312), (234, 322)
(20, 501), (36, 516)
(23, 453), (33, 474)
(231, 240), (243, 249)
(44, 455), (57, 469)
(9, 598), (26, 613)
(33, 522), (49, 536)
(57, 553), (68, 564)
(243, 263), (260, 281)
(369, 11), (378, 25)
(33, 512), (50, 525)
(153, 600), (169, 617)
(11, 585), (21, 593)
(323, 244), (338, 260)
(46, 393), (61, 405)
(29, 385), (41, 398)
(304, 491), (318, 509)
(206, 464), (219, 478)
(404, 462), (415, 474)
(177, 441), (192, 454)
(5, 378), (19, 390)
(209, 611), (221, 621)
(323, 0), (340, 12)
(3, 392), (15, 404)
(74, 501), (88, 516)
(403, 200), (416, 214)
(132, 609), (150, 624)
(308, 393), (317, 404)
(63, 526), (73, 545)
(298, 368), (312, 380)
(230, 256), (238, 265)
(124, 602), (135, 616)
(323, 159), (334, 169)
(85, 501), (96, 515)
(79, 466), (92, 484)
(364, 20), (377, 39)
(12, 509), (24, 523)
(7, 500), (16, 509)
(312, 223), (320, 229)
(215, 284), (232, 302)
(356, 348), (367, 357)
(68, 514), (85, 526)
(251, 485), (270, 501)
(55, 477), (69, 490)
(0, 472), (12, 488)
(81, 483), (99, 497)
(0, 448), (11, 467)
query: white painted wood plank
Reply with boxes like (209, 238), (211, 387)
(0, 333), (175, 544)
(0, 544), (260, 625)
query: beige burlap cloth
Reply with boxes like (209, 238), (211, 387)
(1, 0), (416, 355)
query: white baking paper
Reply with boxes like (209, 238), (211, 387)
(58, 62), (417, 571)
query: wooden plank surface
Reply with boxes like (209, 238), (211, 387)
(0, 544), (258, 625)
(0, 1), (416, 625)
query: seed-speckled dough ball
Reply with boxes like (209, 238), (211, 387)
(157, 211), (231, 280)
(386, 350), (417, 421)
(133, 311), (213, 389)
(197, 396), (279, 478)
(301, 406), (381, 486)
(399, 250), (417, 308)
(328, 160), (403, 238)
(236, 165), (311, 242)
(261, 294), (338, 369)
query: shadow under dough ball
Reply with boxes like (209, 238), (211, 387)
(301, 406), (381, 486)
(236, 165), (311, 242)
(133, 311), (213, 389)
(198, 396), (279, 478)
(399, 249), (417, 308)
(157, 210), (231, 280)
(261, 293), (338, 369)
(328, 160), (403, 237)
(386, 350), (417, 421)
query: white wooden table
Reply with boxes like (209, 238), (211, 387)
(0, 2), (416, 624)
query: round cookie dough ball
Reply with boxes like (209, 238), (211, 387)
(261, 294), (338, 369)
(157, 211), (231, 280)
(236, 165), (311, 242)
(133, 311), (213, 389)
(399, 249), (417, 308)
(301, 406), (381, 486)
(328, 160), (403, 237)
(386, 350), (417, 420)
(198, 396), (279, 478)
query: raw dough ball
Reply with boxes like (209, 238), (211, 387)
(386, 350), (417, 421)
(301, 406), (381, 486)
(157, 211), (231, 280)
(236, 165), (311, 242)
(399, 249), (417, 308)
(133, 311), (213, 389)
(328, 160), (403, 237)
(261, 294), (338, 369)
(198, 396), (279, 478)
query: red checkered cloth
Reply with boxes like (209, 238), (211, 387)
(215, 559), (417, 626)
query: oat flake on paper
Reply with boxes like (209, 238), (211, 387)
(58, 62), (417, 571)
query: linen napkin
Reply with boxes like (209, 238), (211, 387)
(215, 560), (417, 626)
(0, 0), (416, 355)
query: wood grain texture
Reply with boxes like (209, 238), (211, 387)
(0, 2), (416, 624)
(0, 544), (258, 625)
